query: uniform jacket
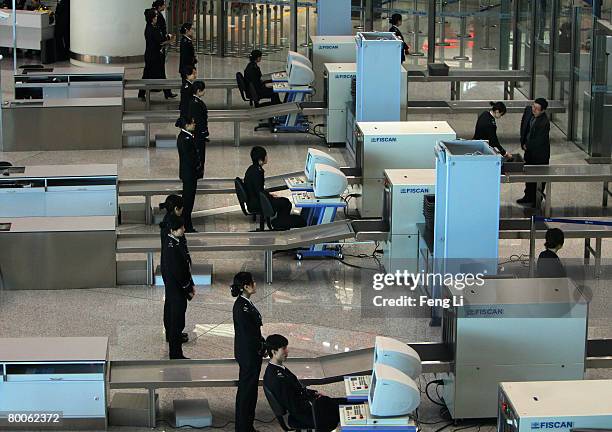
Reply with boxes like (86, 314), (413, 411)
(243, 163), (269, 213)
(177, 129), (199, 181)
(244, 61), (265, 96)
(537, 249), (566, 278)
(389, 25), (408, 62)
(233, 295), (264, 362)
(160, 234), (193, 299)
(180, 35), (197, 73)
(263, 363), (317, 428)
(179, 80), (194, 119)
(144, 23), (163, 68)
(520, 105), (550, 164)
(473, 111), (507, 156)
(188, 95), (209, 140)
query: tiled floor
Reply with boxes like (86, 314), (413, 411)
(1, 22), (611, 432)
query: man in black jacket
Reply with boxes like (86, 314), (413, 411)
(179, 22), (197, 79)
(177, 116), (199, 233)
(263, 334), (348, 432)
(160, 213), (195, 359)
(518, 98), (551, 206)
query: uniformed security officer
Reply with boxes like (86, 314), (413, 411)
(179, 22), (197, 79)
(160, 213), (195, 359)
(152, 0), (177, 99)
(176, 116), (199, 233)
(263, 334), (348, 432)
(232, 272), (265, 432)
(139, 9), (172, 100)
(178, 65), (197, 123)
(537, 228), (567, 278)
(244, 50), (281, 104)
(473, 101), (512, 158)
(244, 146), (306, 230)
(389, 14), (409, 62)
(187, 81), (208, 182)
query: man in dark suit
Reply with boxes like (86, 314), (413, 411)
(517, 98), (550, 207)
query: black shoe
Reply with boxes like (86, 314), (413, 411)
(165, 92), (178, 99)
(166, 332), (189, 343)
(516, 196), (533, 205)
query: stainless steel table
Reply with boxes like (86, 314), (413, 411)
(0, 216), (116, 290)
(504, 165), (612, 217)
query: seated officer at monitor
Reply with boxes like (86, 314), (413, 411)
(263, 334), (349, 432)
(537, 228), (566, 278)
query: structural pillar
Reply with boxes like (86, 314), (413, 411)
(70, 0), (150, 65)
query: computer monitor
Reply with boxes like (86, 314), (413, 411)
(368, 364), (420, 417)
(287, 51), (312, 70)
(304, 148), (340, 181)
(313, 164), (348, 198)
(288, 61), (315, 86)
(373, 336), (422, 380)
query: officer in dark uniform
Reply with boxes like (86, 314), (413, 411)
(178, 65), (197, 123)
(160, 213), (195, 359)
(537, 228), (566, 278)
(244, 50), (281, 104)
(244, 146), (306, 230)
(179, 22), (197, 79)
(473, 101), (511, 158)
(187, 81), (208, 182)
(176, 116), (199, 233)
(263, 335), (348, 432)
(152, 0), (177, 99)
(139, 9), (170, 100)
(232, 272), (265, 432)
(389, 14), (409, 62)
(159, 195), (189, 344)
(518, 98), (551, 206)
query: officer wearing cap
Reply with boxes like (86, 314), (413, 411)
(232, 272), (265, 432)
(160, 213), (195, 359)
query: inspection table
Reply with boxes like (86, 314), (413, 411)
(0, 216), (116, 290)
(0, 337), (108, 430)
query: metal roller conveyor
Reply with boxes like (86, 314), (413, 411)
(117, 220), (389, 284)
(406, 99), (566, 115)
(107, 339), (612, 428)
(124, 78), (238, 109)
(122, 102), (326, 147)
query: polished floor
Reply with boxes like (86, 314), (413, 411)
(1, 25), (612, 432)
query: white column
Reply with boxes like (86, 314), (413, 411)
(70, 0), (150, 66)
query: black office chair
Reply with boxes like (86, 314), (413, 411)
(259, 192), (277, 231)
(263, 386), (316, 432)
(234, 177), (258, 223)
(235, 72), (252, 106)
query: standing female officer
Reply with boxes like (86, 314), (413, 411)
(161, 213), (195, 359)
(389, 14), (410, 62)
(138, 9), (172, 100)
(232, 272), (265, 432)
(177, 116), (199, 233)
(473, 101), (512, 158)
(179, 22), (197, 79)
(152, 0), (177, 99)
(188, 81), (209, 181)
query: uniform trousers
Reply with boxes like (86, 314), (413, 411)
(181, 177), (198, 231)
(235, 355), (262, 432)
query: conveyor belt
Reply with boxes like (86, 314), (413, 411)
(124, 78), (236, 91)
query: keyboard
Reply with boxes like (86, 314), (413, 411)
(349, 375), (371, 393)
(273, 82), (289, 90)
(272, 71), (288, 81)
(293, 191), (314, 201)
(289, 176), (306, 185)
(340, 404), (369, 426)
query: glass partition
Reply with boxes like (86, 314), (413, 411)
(552, 0), (574, 134)
(571, 4), (593, 151)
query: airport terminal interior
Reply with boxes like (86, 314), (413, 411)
(1, 1), (612, 431)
